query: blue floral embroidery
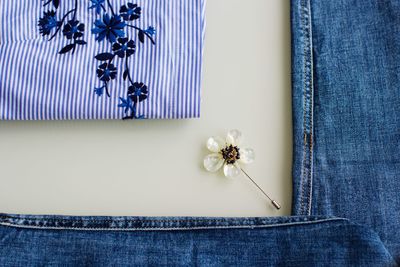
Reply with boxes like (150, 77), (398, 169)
(92, 14), (126, 42)
(144, 26), (156, 36)
(90, 1), (156, 120)
(97, 62), (117, 83)
(128, 82), (148, 104)
(63, 19), (85, 39)
(94, 86), (105, 96)
(43, 0), (60, 9)
(120, 3), (141, 21)
(38, 0), (87, 54)
(112, 37), (136, 58)
(38, 11), (61, 36)
(118, 97), (134, 114)
(89, 0), (106, 14)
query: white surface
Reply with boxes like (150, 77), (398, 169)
(0, 0), (292, 217)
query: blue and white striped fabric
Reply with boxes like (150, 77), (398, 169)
(0, 0), (206, 120)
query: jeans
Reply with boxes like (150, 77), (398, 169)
(291, 0), (400, 262)
(0, 0), (399, 266)
(0, 215), (396, 266)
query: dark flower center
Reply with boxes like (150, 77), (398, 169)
(221, 145), (240, 165)
(134, 88), (142, 96)
(48, 17), (57, 28)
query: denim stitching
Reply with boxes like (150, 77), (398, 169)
(0, 218), (348, 231)
(299, 0), (308, 216)
(306, 0), (314, 217)
(299, 0), (314, 216)
(0, 215), (331, 224)
(0, 214), (344, 229)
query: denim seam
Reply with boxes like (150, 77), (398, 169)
(0, 216), (324, 224)
(0, 215), (337, 225)
(306, 0), (314, 217)
(0, 218), (348, 231)
(299, 0), (307, 216)
(299, 0), (314, 216)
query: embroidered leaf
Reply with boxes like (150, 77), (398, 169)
(52, 0), (59, 8)
(58, 44), (75, 54)
(95, 53), (115, 61)
(75, 40), (87, 45)
(138, 30), (145, 43)
(123, 69), (129, 81)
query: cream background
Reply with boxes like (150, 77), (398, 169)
(0, 0), (292, 217)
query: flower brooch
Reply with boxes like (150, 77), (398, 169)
(203, 130), (281, 210)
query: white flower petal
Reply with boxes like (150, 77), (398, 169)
(239, 148), (255, 164)
(226, 129), (243, 146)
(204, 153), (224, 172)
(223, 163), (241, 178)
(206, 136), (225, 152)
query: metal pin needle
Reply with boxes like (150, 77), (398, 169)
(240, 168), (281, 210)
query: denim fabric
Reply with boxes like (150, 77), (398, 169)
(0, 214), (396, 266)
(291, 0), (400, 262)
(1, 0), (400, 266)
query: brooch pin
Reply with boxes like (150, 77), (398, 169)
(203, 129), (281, 210)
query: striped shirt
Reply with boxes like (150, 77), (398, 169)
(0, 0), (206, 120)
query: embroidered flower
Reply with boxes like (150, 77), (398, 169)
(38, 10), (60, 36)
(62, 20), (85, 40)
(96, 63), (117, 82)
(203, 130), (255, 178)
(38, 1), (87, 55)
(128, 82), (148, 103)
(94, 86), (105, 96)
(118, 96), (135, 113)
(89, 0), (105, 14)
(112, 38), (136, 58)
(120, 3), (141, 21)
(90, 2), (155, 120)
(92, 14), (126, 43)
(143, 26), (156, 36)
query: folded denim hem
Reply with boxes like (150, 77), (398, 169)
(0, 213), (397, 266)
(290, 0), (314, 216)
(0, 213), (346, 231)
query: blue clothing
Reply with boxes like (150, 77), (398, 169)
(0, 0), (206, 120)
(0, 0), (400, 265)
(0, 214), (396, 266)
(291, 0), (400, 261)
